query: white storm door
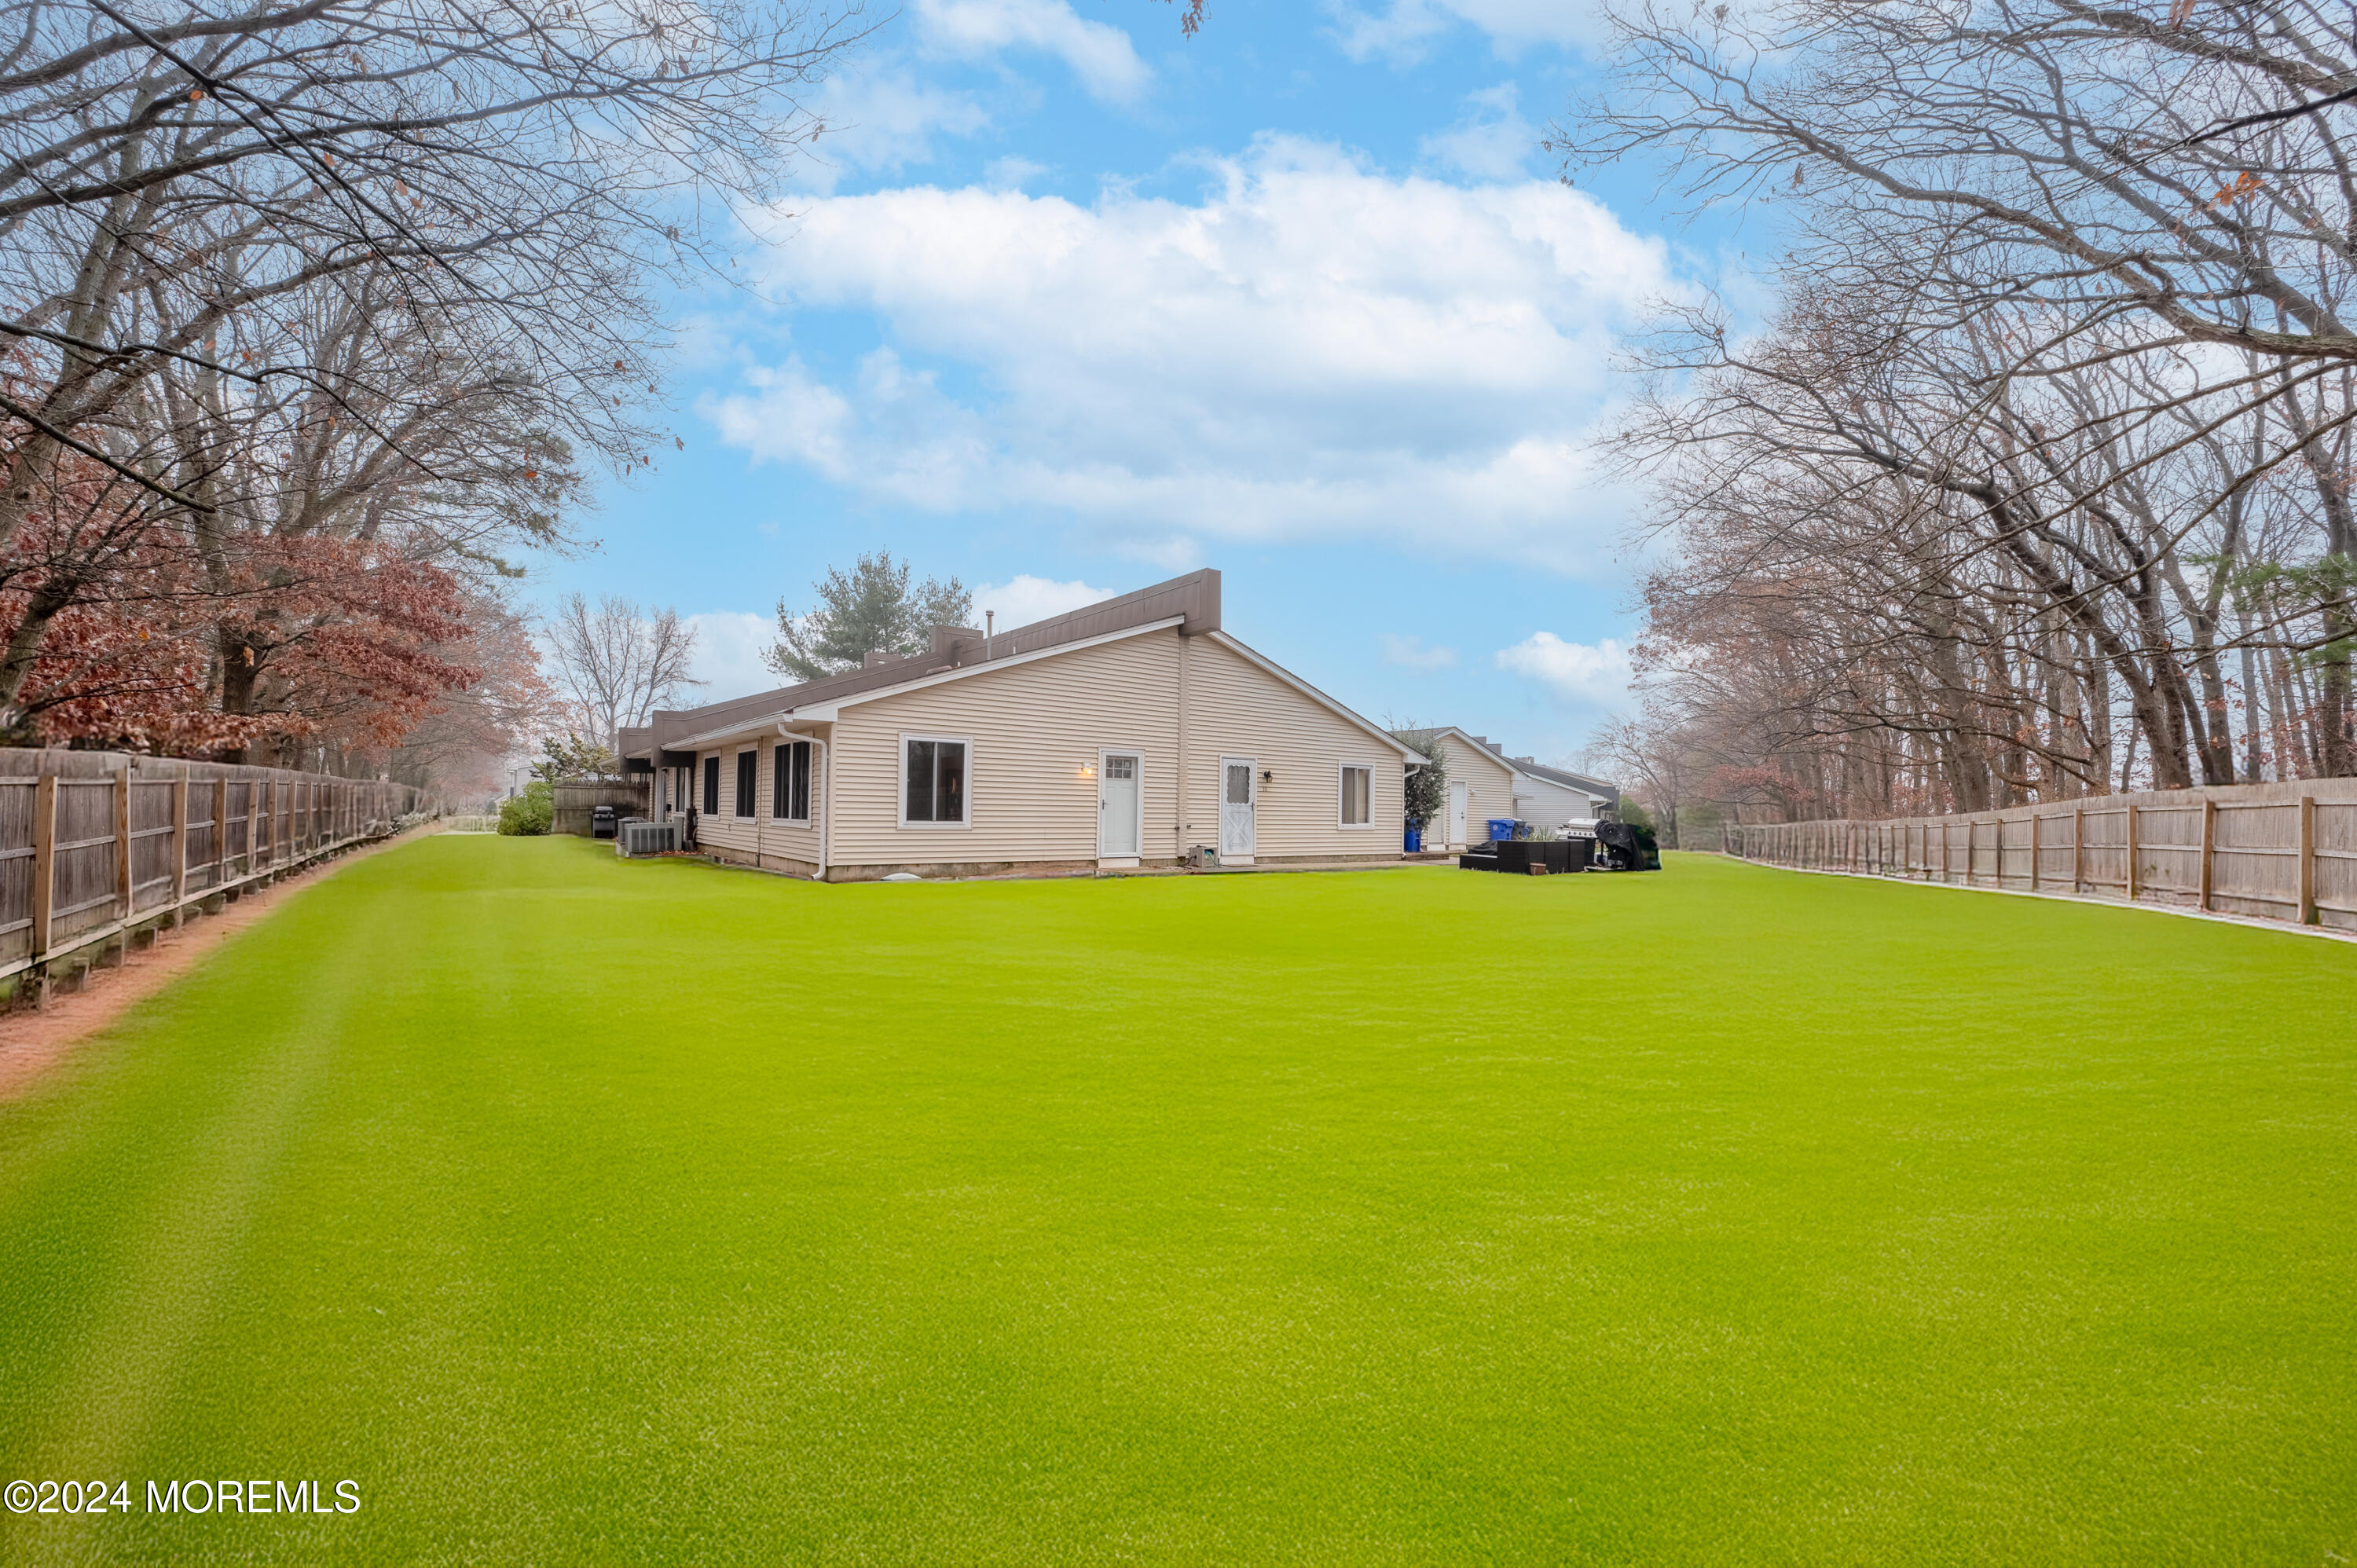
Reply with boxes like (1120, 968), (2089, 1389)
(1448, 781), (1468, 846)
(1099, 751), (1141, 858)
(1219, 757), (1256, 858)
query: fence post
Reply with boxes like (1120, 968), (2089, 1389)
(2072, 804), (2084, 892)
(31, 774), (56, 962)
(2198, 797), (2216, 912)
(214, 777), (229, 883)
(2124, 802), (2139, 900)
(2297, 795), (2317, 925)
(113, 760), (134, 918)
(248, 780), (262, 874)
(2029, 811), (2040, 892)
(1940, 820), (1949, 882)
(170, 769), (190, 907)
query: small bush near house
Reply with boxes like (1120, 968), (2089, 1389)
(497, 781), (553, 836)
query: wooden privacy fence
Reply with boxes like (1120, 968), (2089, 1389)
(0, 749), (427, 986)
(1723, 779), (2357, 935)
(551, 779), (648, 837)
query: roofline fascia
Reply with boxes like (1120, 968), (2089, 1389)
(1411, 724), (1616, 797)
(658, 617), (1184, 753)
(1206, 631), (1418, 758)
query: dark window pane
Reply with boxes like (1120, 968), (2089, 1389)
(792, 742), (812, 819)
(702, 757), (719, 815)
(906, 739), (935, 822)
(772, 746), (790, 818)
(736, 752), (757, 816)
(938, 742), (965, 822)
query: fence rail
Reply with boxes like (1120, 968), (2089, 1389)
(1723, 779), (2357, 936)
(0, 749), (427, 986)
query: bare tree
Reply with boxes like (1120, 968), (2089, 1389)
(0, 0), (866, 729)
(1562, 0), (2357, 797)
(542, 592), (701, 753)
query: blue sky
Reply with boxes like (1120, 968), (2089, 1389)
(536, 0), (1732, 767)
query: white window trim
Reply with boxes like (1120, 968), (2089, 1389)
(1097, 746), (1146, 860)
(771, 739), (813, 825)
(733, 746), (760, 819)
(1337, 760), (1376, 829)
(897, 731), (973, 830)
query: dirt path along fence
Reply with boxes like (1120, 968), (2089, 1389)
(0, 749), (427, 995)
(1723, 779), (2357, 936)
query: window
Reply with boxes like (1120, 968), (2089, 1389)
(900, 735), (968, 826)
(702, 755), (719, 815)
(773, 741), (812, 821)
(735, 751), (757, 817)
(1339, 764), (1372, 826)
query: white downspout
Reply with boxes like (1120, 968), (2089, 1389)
(775, 722), (830, 882)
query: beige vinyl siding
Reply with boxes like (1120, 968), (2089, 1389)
(823, 627), (1406, 870)
(1435, 732), (1518, 845)
(1180, 636), (1403, 862)
(1512, 772), (1604, 827)
(829, 632), (1183, 869)
(692, 739), (825, 873)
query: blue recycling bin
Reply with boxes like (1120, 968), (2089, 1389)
(1486, 818), (1519, 842)
(1404, 825), (1422, 852)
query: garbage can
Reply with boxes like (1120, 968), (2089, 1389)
(1404, 825), (1423, 853)
(590, 804), (618, 840)
(1485, 818), (1519, 842)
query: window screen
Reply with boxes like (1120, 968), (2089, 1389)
(1226, 763), (1252, 804)
(773, 741), (812, 820)
(702, 755), (719, 815)
(735, 752), (757, 817)
(1340, 765), (1372, 825)
(904, 738), (967, 823)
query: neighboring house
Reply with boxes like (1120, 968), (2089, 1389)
(1391, 727), (1518, 851)
(618, 570), (1417, 881)
(1392, 726), (1621, 849)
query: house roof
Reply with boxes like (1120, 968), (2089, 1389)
(1391, 725), (1620, 804)
(623, 569), (1413, 760)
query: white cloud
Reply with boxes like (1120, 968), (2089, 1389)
(984, 155), (1052, 190)
(712, 137), (1673, 572)
(1494, 632), (1632, 705)
(684, 610), (780, 702)
(1379, 632), (1458, 669)
(1326, 0), (1604, 63)
(1419, 83), (1536, 181)
(972, 573), (1118, 630)
(802, 68), (991, 195)
(915, 0), (1150, 104)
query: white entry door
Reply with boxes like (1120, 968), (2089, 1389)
(1219, 757), (1256, 859)
(1448, 780), (1468, 847)
(1099, 751), (1141, 859)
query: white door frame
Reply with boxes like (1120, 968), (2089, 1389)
(1097, 747), (1143, 864)
(1219, 754), (1257, 863)
(1448, 779), (1468, 849)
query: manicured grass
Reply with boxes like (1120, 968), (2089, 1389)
(1, 838), (2352, 1563)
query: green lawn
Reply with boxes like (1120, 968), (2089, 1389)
(1, 837), (2352, 1563)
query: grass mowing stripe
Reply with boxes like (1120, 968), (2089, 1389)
(0, 837), (2350, 1563)
(3, 863), (401, 1490)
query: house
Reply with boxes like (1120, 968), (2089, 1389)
(617, 570), (1418, 881)
(1392, 727), (1619, 850)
